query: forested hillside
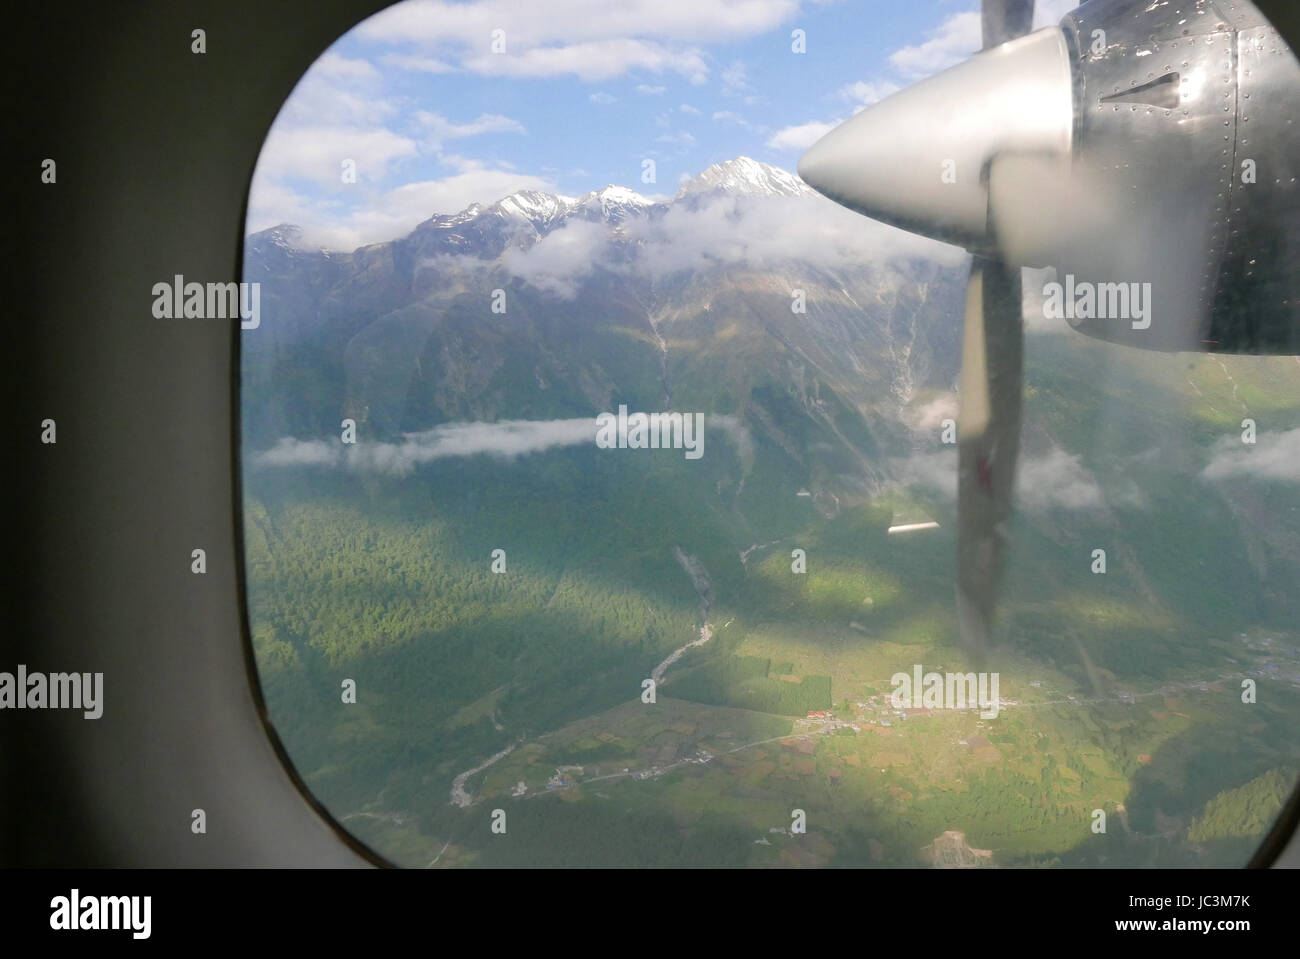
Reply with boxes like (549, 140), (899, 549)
(241, 160), (1300, 866)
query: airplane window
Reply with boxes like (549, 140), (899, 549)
(240, 0), (1300, 867)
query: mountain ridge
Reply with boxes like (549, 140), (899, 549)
(250, 157), (812, 256)
(240, 152), (968, 516)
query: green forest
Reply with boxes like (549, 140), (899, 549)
(241, 307), (1300, 867)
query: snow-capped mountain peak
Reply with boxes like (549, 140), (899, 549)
(478, 185), (654, 229)
(590, 185), (651, 206)
(261, 223), (303, 249)
(250, 158), (814, 253)
(572, 184), (653, 223)
(677, 156), (813, 199)
(492, 190), (573, 225)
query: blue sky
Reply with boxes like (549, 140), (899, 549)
(248, 0), (1077, 250)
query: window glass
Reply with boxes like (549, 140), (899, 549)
(241, 0), (1300, 867)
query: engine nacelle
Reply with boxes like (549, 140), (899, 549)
(1054, 0), (1299, 354)
(799, 0), (1300, 355)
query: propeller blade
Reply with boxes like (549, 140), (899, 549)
(982, 0), (1035, 49)
(797, 0), (1061, 666)
(955, 254), (1024, 663)
(952, 0), (1037, 660)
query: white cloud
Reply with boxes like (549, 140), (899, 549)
(277, 86), (396, 131)
(274, 49), (397, 128)
(499, 219), (610, 297)
(253, 124), (418, 188)
(782, 4), (1070, 168)
(707, 414), (755, 473)
(244, 178), (330, 236)
(253, 418), (602, 476)
(656, 130), (697, 146)
(436, 152), (487, 173)
(312, 52), (381, 80)
(679, 103), (702, 115)
(630, 192), (965, 275)
(903, 393), (958, 432)
(838, 79), (900, 111)
(248, 97), (535, 244)
(249, 30), (539, 250)
(416, 110), (526, 148)
(893, 445), (1104, 511)
(882, 0), (1076, 85)
(589, 91), (617, 104)
(252, 438), (338, 468)
(380, 169), (552, 211)
(256, 412), (756, 477)
(766, 81), (896, 156)
(463, 38), (710, 83)
(493, 190), (963, 300)
(1203, 427), (1300, 484)
(721, 59), (751, 94)
(1015, 448), (1103, 510)
(353, 0), (803, 84)
(378, 52), (457, 73)
(894, 450), (957, 499)
(766, 120), (837, 151)
(249, 167), (556, 250)
(636, 84), (667, 95)
(888, 11), (981, 79)
(355, 0), (800, 48)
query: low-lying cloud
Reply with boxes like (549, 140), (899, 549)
(1202, 427), (1300, 484)
(495, 192), (964, 299)
(252, 418), (600, 476)
(893, 445), (1104, 511)
(894, 449), (957, 500)
(1016, 448), (1104, 511)
(251, 412), (756, 477)
(902, 393), (958, 431)
(498, 218), (610, 298)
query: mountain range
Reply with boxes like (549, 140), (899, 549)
(242, 156), (968, 513)
(239, 155), (1300, 868)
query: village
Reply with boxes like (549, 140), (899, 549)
(792, 689), (1022, 735)
(454, 644), (1300, 822)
